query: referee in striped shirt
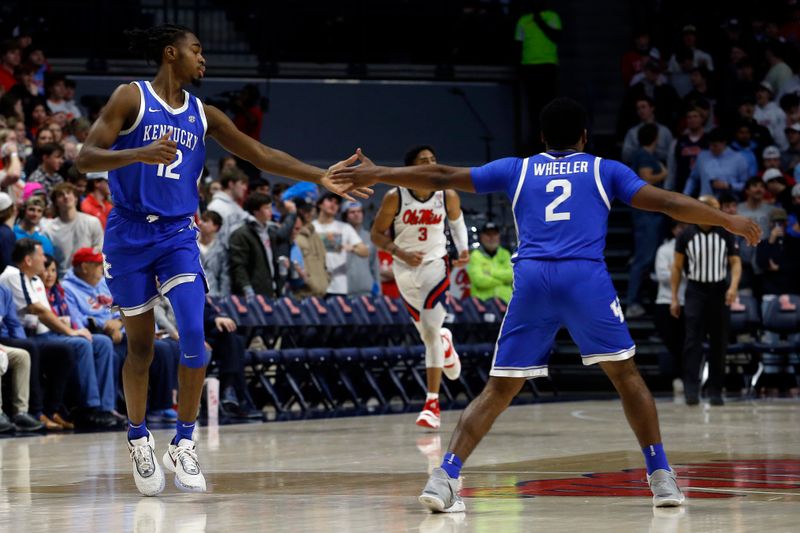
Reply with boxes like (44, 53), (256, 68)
(670, 196), (742, 406)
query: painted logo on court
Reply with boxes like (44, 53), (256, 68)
(461, 460), (800, 499)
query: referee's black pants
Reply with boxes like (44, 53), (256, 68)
(682, 281), (729, 398)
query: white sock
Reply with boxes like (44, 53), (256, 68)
(426, 392), (439, 401)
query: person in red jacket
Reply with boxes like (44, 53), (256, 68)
(80, 172), (113, 228)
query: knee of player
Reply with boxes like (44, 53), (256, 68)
(126, 339), (155, 362)
(484, 377), (524, 401)
(601, 358), (640, 382)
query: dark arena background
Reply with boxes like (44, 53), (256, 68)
(0, 1), (798, 531)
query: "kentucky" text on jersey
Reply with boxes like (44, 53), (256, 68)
(142, 124), (199, 151)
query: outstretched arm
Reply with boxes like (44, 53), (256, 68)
(631, 184), (761, 245)
(75, 83), (178, 172)
(332, 149), (476, 193)
(204, 105), (369, 200)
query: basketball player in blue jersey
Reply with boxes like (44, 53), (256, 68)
(75, 24), (369, 496)
(332, 98), (761, 512)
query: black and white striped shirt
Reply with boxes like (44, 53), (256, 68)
(675, 226), (739, 283)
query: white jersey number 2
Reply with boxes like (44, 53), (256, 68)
(545, 179), (571, 222)
(157, 149), (182, 180)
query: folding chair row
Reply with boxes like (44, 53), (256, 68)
(243, 344), (503, 416)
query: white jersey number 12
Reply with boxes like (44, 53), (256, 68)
(157, 149), (182, 180)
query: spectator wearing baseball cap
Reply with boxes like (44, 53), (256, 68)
(60, 248), (180, 423)
(466, 222), (512, 303)
(763, 168), (794, 211)
(756, 208), (800, 295)
(313, 192), (368, 296)
(0, 192), (16, 273)
(21, 182), (47, 204)
(782, 123), (800, 173)
(667, 24), (714, 75)
(755, 81), (788, 150)
(13, 196), (54, 257)
(341, 200), (380, 297)
(80, 171), (113, 228)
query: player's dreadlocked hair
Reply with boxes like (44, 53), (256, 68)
(124, 24), (194, 65)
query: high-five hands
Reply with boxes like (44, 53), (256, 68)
(322, 149), (375, 201)
(328, 148), (384, 195)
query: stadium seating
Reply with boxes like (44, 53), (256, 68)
(229, 291), (800, 414)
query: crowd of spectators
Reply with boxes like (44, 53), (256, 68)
(618, 13), (800, 321)
(0, 30), (393, 433)
(0, 24), (515, 434)
(619, 10), (800, 400)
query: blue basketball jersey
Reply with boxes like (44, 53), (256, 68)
(109, 81), (207, 217)
(471, 152), (647, 262)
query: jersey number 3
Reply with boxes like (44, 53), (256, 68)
(418, 227), (428, 241)
(545, 179), (571, 222)
(157, 149), (183, 180)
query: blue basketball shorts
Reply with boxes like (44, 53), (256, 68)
(103, 209), (206, 316)
(490, 259), (635, 379)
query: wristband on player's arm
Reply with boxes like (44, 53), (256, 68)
(449, 213), (469, 254)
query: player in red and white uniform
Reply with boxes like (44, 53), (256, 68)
(371, 146), (470, 429)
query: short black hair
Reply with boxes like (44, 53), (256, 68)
(39, 142), (64, 157)
(404, 145), (437, 166)
(244, 192), (272, 214)
(707, 127), (728, 144)
(124, 24), (194, 66)
(733, 120), (752, 134)
(539, 98), (587, 149)
(316, 191), (341, 208)
(718, 192), (738, 205)
(201, 209), (223, 228)
(744, 177), (764, 190)
(250, 177), (271, 190)
(0, 40), (20, 56)
(634, 95), (655, 107)
(12, 238), (41, 265)
(637, 123), (659, 146)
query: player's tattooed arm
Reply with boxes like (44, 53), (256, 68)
(203, 104), (371, 201)
(631, 184), (761, 246)
(332, 149), (477, 194)
(76, 83), (177, 172)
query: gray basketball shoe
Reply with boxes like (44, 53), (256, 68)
(647, 468), (685, 507)
(419, 467), (465, 513)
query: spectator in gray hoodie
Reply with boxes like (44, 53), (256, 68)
(342, 201), (380, 296)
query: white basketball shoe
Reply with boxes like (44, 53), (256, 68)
(440, 328), (461, 381)
(163, 438), (207, 492)
(128, 431), (165, 496)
